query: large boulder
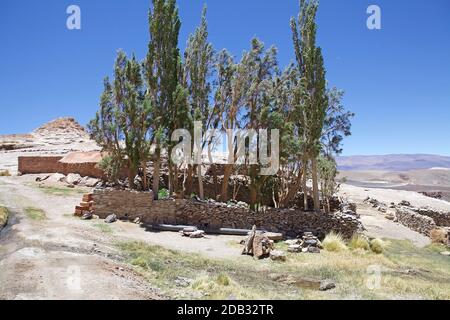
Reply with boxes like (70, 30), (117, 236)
(66, 173), (82, 185)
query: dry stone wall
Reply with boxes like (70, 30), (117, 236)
(412, 208), (450, 227)
(92, 189), (361, 239)
(396, 207), (437, 236)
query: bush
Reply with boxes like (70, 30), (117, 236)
(349, 235), (370, 251)
(322, 232), (347, 252)
(158, 188), (170, 200)
(0, 206), (9, 227)
(0, 170), (11, 177)
(370, 239), (385, 254)
(216, 273), (231, 286)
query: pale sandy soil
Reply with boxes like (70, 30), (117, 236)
(0, 175), (245, 299)
(339, 184), (450, 248)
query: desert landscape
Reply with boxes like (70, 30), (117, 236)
(1, 117), (449, 300)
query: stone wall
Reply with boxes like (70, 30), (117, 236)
(93, 188), (154, 220)
(396, 207), (437, 236)
(18, 156), (104, 178)
(18, 156), (63, 174)
(412, 208), (450, 227)
(91, 189), (361, 239)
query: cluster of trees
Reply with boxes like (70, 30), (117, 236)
(88, 0), (353, 213)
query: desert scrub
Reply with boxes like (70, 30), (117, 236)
(25, 207), (47, 220)
(349, 235), (371, 251)
(0, 206), (9, 228)
(322, 232), (347, 252)
(0, 170), (11, 176)
(370, 239), (386, 254)
(118, 239), (450, 300)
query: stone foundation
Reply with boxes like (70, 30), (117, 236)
(91, 188), (361, 239)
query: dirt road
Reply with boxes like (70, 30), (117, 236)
(0, 176), (162, 300)
(0, 176), (245, 299)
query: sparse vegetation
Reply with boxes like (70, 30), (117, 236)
(349, 235), (371, 251)
(24, 207), (47, 220)
(0, 206), (9, 227)
(322, 232), (347, 252)
(0, 170), (11, 176)
(370, 239), (386, 254)
(33, 184), (87, 196)
(93, 223), (113, 234)
(118, 239), (450, 300)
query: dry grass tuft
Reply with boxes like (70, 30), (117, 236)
(322, 232), (347, 252)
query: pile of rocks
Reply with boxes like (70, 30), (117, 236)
(241, 226), (275, 259)
(286, 232), (322, 254)
(180, 226), (206, 239)
(339, 201), (359, 217)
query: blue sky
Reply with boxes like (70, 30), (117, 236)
(0, 0), (449, 156)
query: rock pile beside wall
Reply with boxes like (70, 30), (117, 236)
(91, 189), (361, 239)
(396, 207), (437, 236)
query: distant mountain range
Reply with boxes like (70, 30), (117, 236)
(337, 154), (450, 171)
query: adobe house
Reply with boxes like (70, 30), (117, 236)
(18, 151), (105, 179)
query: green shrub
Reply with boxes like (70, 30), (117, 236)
(158, 188), (170, 200)
(349, 235), (370, 251)
(131, 257), (148, 269)
(322, 232), (347, 252)
(370, 239), (385, 254)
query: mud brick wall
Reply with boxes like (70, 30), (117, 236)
(92, 189), (361, 239)
(396, 207), (437, 236)
(93, 189), (154, 220)
(59, 162), (105, 179)
(18, 156), (105, 178)
(18, 156), (63, 174)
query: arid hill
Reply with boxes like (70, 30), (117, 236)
(0, 117), (100, 174)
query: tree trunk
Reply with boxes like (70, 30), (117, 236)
(211, 164), (218, 200)
(142, 159), (148, 190)
(221, 164), (232, 202)
(185, 164), (193, 198)
(302, 158), (309, 211)
(152, 147), (161, 200)
(197, 163), (204, 200)
(311, 156), (321, 212)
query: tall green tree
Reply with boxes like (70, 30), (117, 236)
(291, 0), (328, 212)
(144, 0), (182, 199)
(88, 51), (151, 189)
(184, 6), (216, 200)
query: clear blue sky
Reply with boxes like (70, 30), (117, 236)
(0, 0), (449, 156)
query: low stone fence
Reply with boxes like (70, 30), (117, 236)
(92, 188), (361, 239)
(412, 208), (450, 227)
(396, 207), (437, 236)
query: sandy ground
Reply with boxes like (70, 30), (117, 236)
(339, 184), (450, 248)
(0, 175), (245, 300)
